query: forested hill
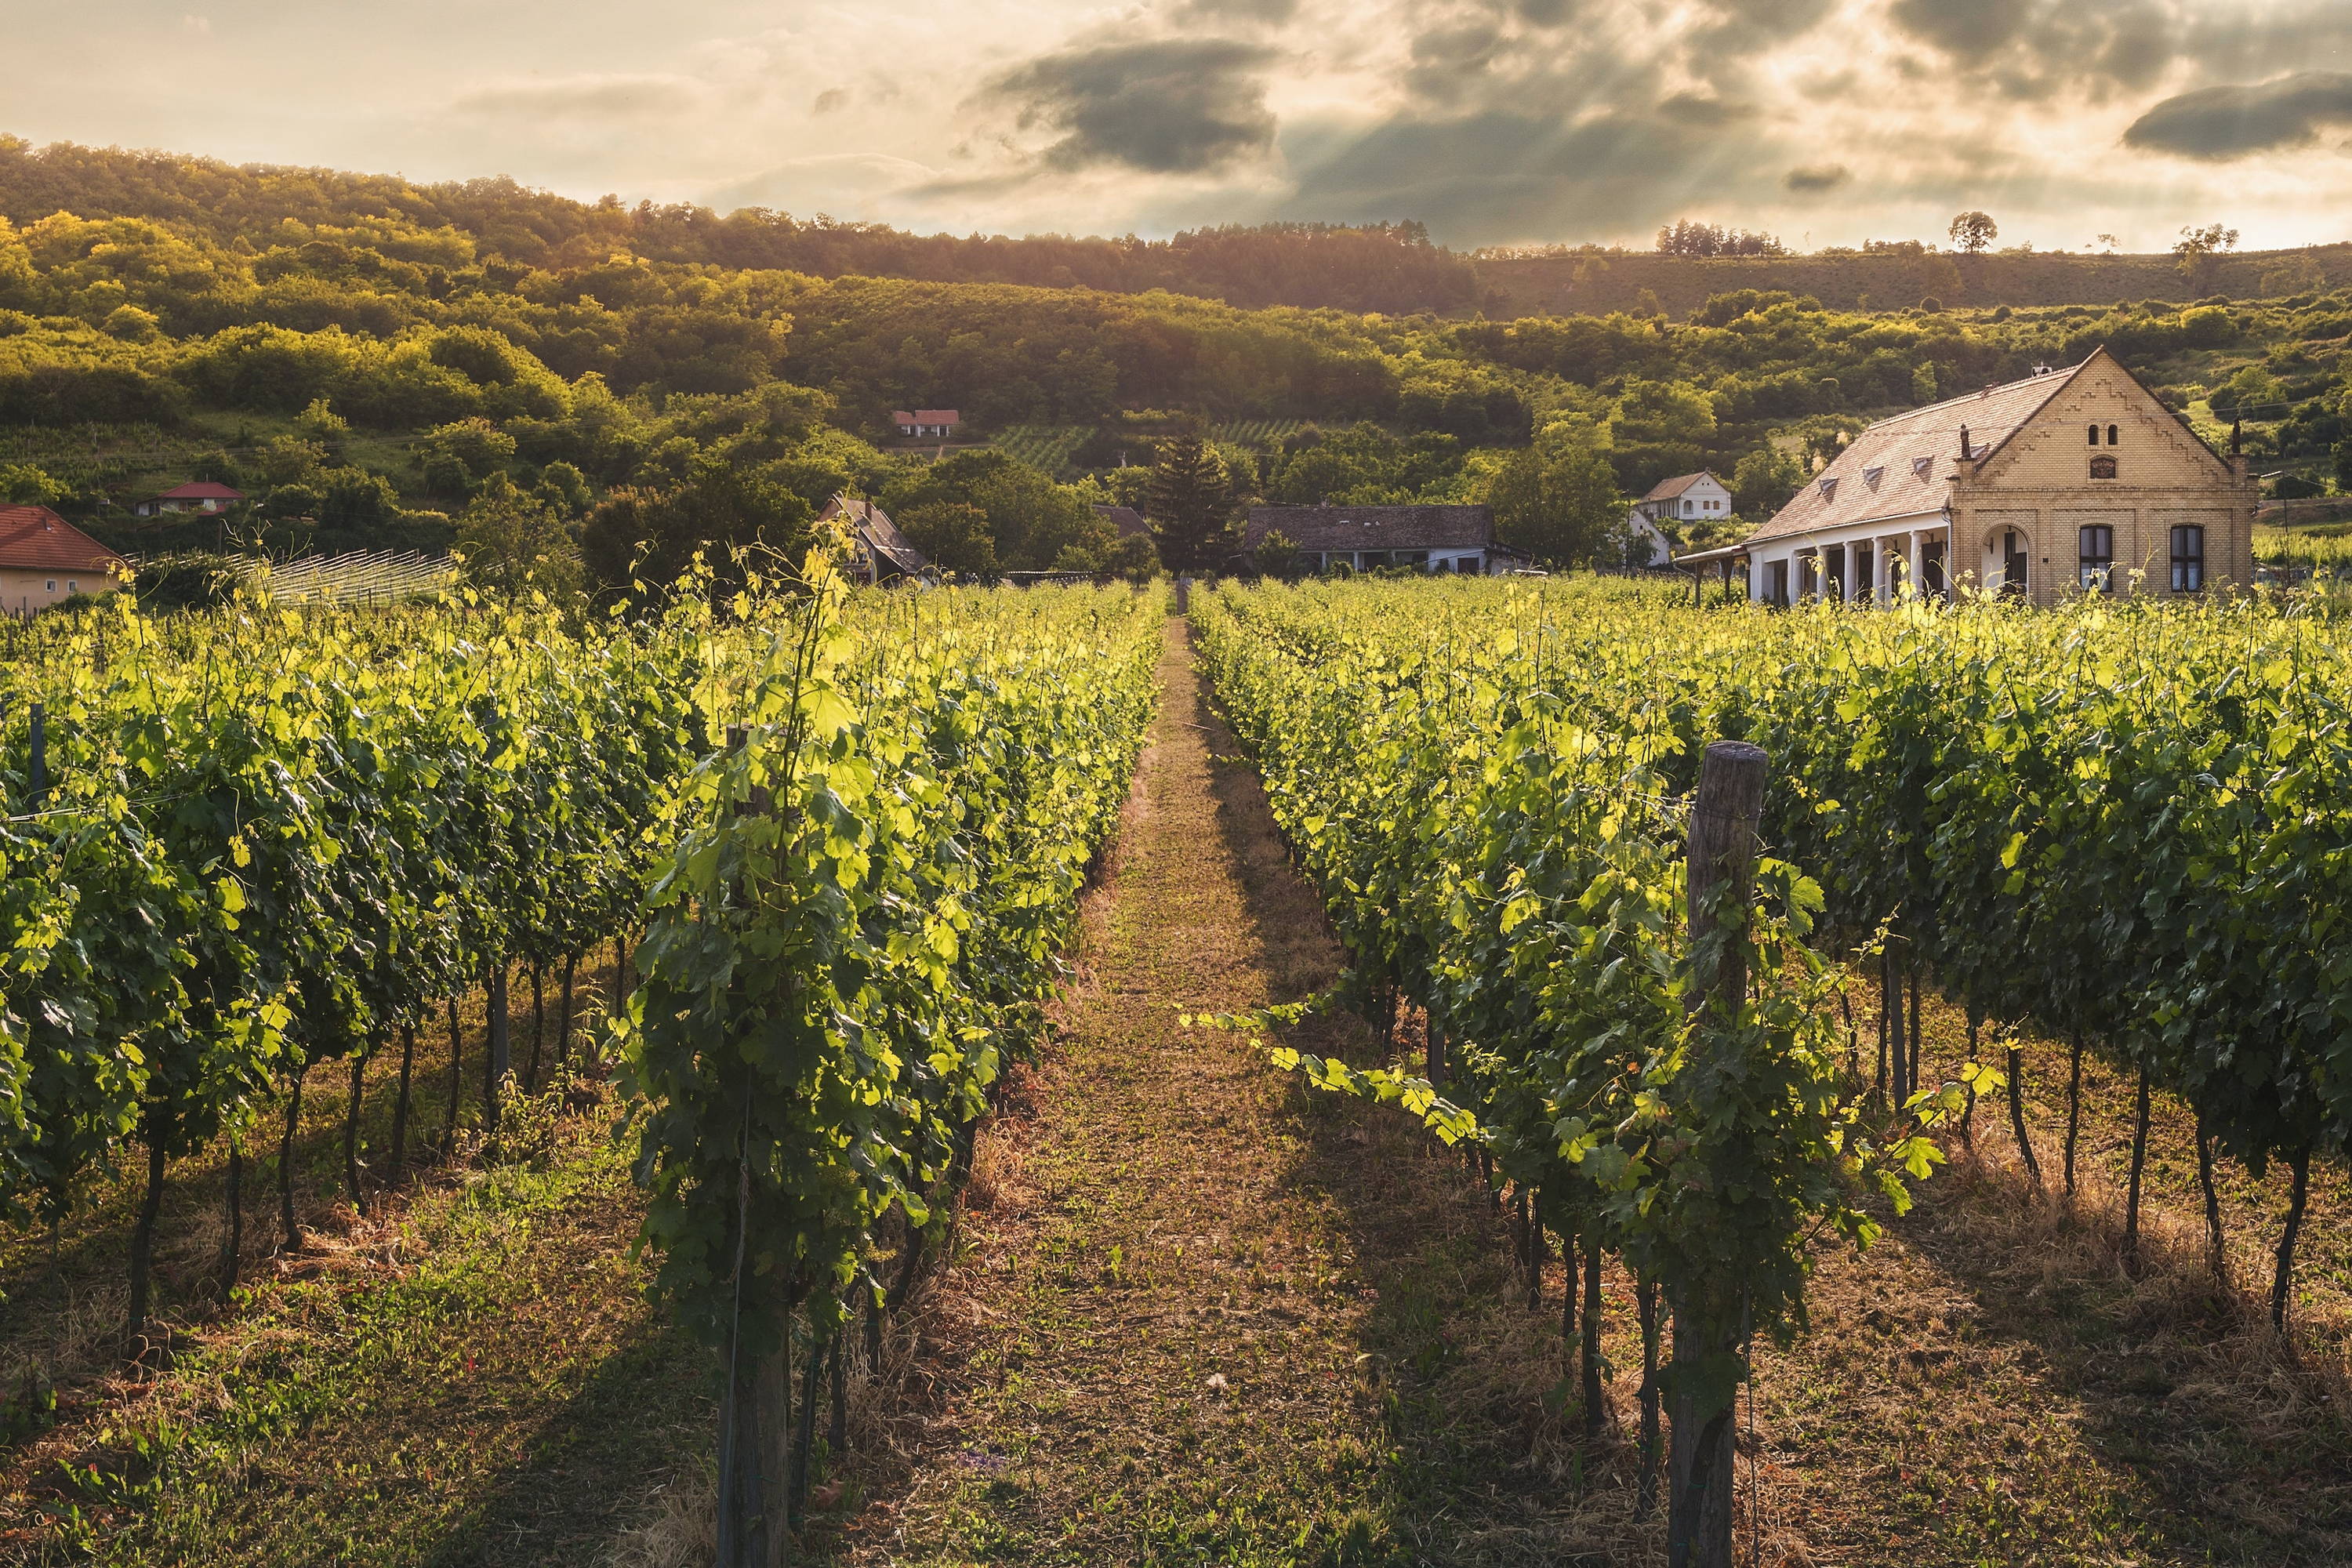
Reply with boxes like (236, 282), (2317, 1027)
(2, 129), (2347, 591)
(0, 138), (1475, 316)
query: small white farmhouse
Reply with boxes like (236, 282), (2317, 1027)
(1624, 471), (1732, 564)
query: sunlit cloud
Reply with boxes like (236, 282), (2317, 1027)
(2, 0), (2349, 249)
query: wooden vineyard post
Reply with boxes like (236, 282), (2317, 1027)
(1668, 739), (1767, 1568)
(713, 724), (791, 1568)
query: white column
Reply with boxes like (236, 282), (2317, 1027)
(1908, 532), (1926, 599)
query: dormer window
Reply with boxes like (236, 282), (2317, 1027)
(2090, 455), (2118, 479)
(1864, 466), (1885, 489)
(1912, 456), (1933, 478)
(1819, 477), (1838, 499)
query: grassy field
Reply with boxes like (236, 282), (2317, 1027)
(2, 615), (2347, 1565)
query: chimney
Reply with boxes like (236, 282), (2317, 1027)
(1958, 423), (1971, 460)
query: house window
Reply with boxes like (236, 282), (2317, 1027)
(2088, 423), (2100, 445)
(2107, 424), (2119, 445)
(2078, 525), (2114, 591)
(2170, 525), (2205, 592)
(66, 579), (77, 593)
(1766, 559), (1789, 606)
(45, 580), (56, 593)
(2090, 455), (2118, 479)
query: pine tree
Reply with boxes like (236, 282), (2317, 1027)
(1145, 436), (1236, 573)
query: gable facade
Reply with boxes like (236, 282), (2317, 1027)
(1739, 349), (2253, 608)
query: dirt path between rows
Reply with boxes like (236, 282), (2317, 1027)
(839, 619), (1618, 1567)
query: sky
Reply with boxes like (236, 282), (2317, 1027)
(5, 0), (2351, 252)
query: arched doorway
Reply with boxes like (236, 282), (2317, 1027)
(1983, 525), (2030, 600)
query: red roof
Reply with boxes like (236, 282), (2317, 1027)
(0, 506), (129, 573)
(153, 481), (246, 501)
(891, 410), (960, 425)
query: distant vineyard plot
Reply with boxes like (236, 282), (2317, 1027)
(254, 550), (459, 605)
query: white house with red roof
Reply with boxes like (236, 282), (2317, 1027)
(892, 410), (960, 440)
(133, 480), (245, 517)
(1676, 349), (2254, 608)
(0, 506), (129, 613)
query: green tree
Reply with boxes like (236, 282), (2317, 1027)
(0, 462), (67, 506)
(1107, 531), (1160, 583)
(877, 448), (1102, 570)
(294, 396), (350, 456)
(899, 500), (999, 578)
(2175, 223), (2239, 292)
(416, 416), (518, 498)
(580, 456), (814, 592)
(453, 472), (583, 598)
(1145, 434), (1237, 572)
(1486, 423), (1621, 568)
(1947, 212), (1997, 254)
(1730, 445), (1805, 521)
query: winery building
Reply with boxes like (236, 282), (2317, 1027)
(1240, 504), (1532, 575)
(1681, 348), (2255, 605)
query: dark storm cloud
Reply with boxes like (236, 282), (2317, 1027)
(979, 38), (1278, 173)
(1887, 0), (2029, 59)
(1783, 162), (1849, 191)
(2124, 71), (2352, 159)
(1888, 0), (2177, 98)
(1288, 108), (1741, 237)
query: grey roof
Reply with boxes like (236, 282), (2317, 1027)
(1242, 504), (1495, 552)
(822, 494), (927, 575)
(1093, 504), (1150, 539)
(1746, 359), (2090, 546)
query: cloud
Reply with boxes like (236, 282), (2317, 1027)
(1887, 0), (2030, 59)
(1783, 162), (1849, 191)
(813, 88), (848, 115)
(978, 38), (1279, 174)
(706, 153), (942, 215)
(453, 73), (706, 122)
(1176, 0), (1300, 20)
(1887, 0), (2178, 99)
(2124, 71), (2352, 159)
(1289, 107), (1744, 236)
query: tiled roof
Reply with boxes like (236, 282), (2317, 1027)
(1092, 504), (1149, 539)
(1744, 360), (2087, 546)
(891, 409), (960, 424)
(1242, 504), (1494, 552)
(153, 481), (245, 501)
(1642, 471), (1722, 501)
(822, 495), (927, 574)
(0, 506), (129, 573)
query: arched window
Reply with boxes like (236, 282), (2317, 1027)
(2088, 423), (2100, 445)
(2090, 455), (2118, 479)
(2107, 424), (2120, 445)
